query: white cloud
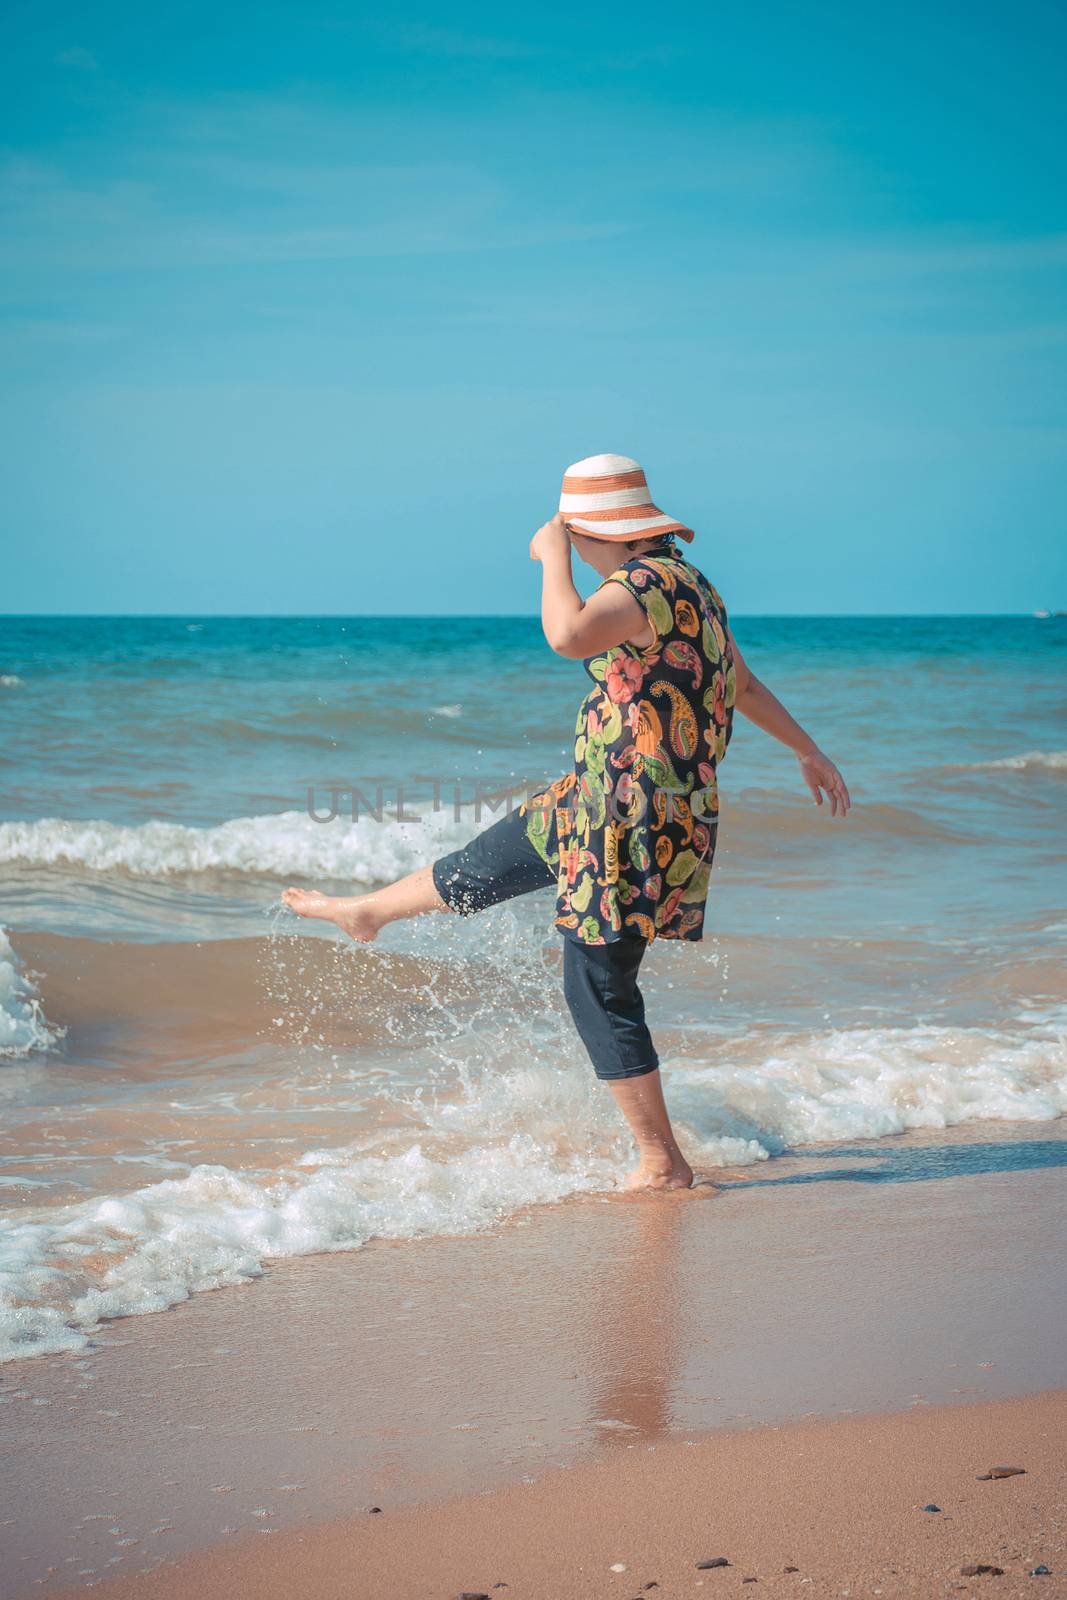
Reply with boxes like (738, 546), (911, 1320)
(0, 149), (631, 271)
(55, 47), (98, 70)
(826, 231), (1067, 279)
(0, 317), (122, 349)
(377, 22), (536, 59)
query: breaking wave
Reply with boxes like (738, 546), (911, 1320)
(0, 927), (60, 1058)
(0, 809), (475, 882)
(1, 1005), (1063, 1363)
(952, 750), (1067, 773)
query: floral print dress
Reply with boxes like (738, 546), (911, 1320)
(522, 547), (736, 946)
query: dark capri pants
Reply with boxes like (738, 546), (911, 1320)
(431, 806), (659, 1083)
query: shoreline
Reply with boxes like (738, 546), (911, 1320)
(49, 1387), (1067, 1600)
(3, 1117), (1065, 1596)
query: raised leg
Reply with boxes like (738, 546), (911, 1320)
(281, 805), (557, 943)
(282, 864), (448, 943)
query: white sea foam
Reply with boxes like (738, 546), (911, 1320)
(430, 703), (463, 718)
(671, 1014), (1067, 1146)
(954, 749), (1067, 773)
(0, 808), (475, 881)
(0, 674), (22, 687)
(0, 927), (61, 1058)
(1, 1010), (1063, 1362)
(0, 1065), (628, 1361)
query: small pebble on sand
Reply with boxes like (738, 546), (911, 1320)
(696, 1558), (731, 1569)
(960, 1564), (1005, 1577)
(921, 1503), (941, 1512)
(976, 1465), (1025, 1479)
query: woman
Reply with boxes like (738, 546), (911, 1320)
(283, 454), (850, 1190)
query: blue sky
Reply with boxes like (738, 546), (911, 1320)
(2, 0), (1065, 614)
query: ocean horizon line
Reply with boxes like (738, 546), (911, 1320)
(1, 610), (1059, 623)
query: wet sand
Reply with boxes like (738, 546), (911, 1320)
(53, 1387), (1067, 1600)
(13, 930), (492, 1063)
(3, 1119), (1065, 1596)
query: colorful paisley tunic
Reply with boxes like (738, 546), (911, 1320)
(522, 545), (736, 946)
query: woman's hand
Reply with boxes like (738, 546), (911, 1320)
(797, 749), (851, 816)
(530, 514), (571, 562)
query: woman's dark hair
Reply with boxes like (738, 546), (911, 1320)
(625, 532), (676, 556)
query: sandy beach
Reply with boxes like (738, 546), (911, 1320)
(51, 1389), (1067, 1600)
(4, 1117), (1065, 1598)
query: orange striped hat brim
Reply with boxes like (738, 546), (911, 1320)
(558, 453), (694, 542)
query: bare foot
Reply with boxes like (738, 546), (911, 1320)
(625, 1151), (694, 1191)
(281, 888), (382, 943)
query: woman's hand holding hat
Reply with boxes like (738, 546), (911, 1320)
(530, 514), (571, 562)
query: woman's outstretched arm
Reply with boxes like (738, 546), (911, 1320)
(728, 628), (851, 817)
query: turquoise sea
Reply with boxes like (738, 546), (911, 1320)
(0, 613), (1064, 1361)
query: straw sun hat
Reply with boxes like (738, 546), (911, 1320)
(558, 453), (694, 543)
